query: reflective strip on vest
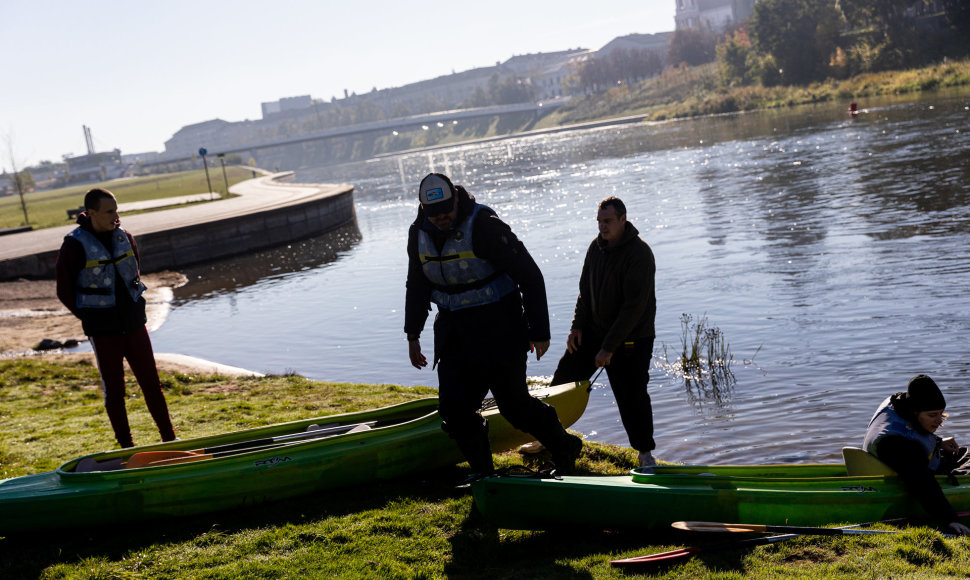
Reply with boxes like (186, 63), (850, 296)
(417, 203), (517, 311)
(863, 396), (941, 471)
(69, 227), (146, 309)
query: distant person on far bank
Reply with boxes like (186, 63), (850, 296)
(863, 374), (970, 535)
(404, 173), (582, 482)
(56, 188), (177, 448)
(550, 196), (658, 468)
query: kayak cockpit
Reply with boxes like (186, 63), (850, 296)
(59, 398), (442, 474)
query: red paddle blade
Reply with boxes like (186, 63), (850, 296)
(124, 450), (201, 469)
(610, 547), (700, 567)
(138, 453), (213, 468)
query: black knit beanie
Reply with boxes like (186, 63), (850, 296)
(903, 374), (946, 412)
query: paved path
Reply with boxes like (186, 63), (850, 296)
(116, 193), (217, 212)
(0, 172), (353, 272)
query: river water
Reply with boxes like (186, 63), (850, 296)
(147, 91), (970, 464)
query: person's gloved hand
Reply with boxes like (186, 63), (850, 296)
(947, 522), (970, 536)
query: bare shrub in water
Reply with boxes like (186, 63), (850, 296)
(678, 313), (735, 390)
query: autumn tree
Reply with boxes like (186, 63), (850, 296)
(667, 27), (719, 67)
(574, 49), (663, 92)
(943, 0), (970, 51)
(486, 73), (535, 105)
(750, 0), (842, 84)
(717, 28), (756, 85)
(836, 0), (958, 67)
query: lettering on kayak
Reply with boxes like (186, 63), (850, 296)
(255, 456), (292, 467)
(840, 485), (878, 492)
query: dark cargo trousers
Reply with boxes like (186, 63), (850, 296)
(434, 308), (572, 473)
(551, 334), (655, 452)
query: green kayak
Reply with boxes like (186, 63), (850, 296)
(471, 463), (970, 530)
(0, 381), (589, 535)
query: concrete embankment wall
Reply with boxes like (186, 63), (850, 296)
(0, 175), (356, 280)
(138, 186), (355, 273)
(1, 243), (75, 281)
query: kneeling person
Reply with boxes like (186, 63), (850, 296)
(863, 374), (970, 535)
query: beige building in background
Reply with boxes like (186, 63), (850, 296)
(675, 0), (755, 32)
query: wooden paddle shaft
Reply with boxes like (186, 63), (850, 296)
(673, 521), (899, 535)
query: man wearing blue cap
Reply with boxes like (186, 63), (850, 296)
(404, 173), (582, 482)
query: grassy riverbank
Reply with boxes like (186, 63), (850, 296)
(0, 167), (256, 231)
(338, 58), (970, 164)
(539, 58), (970, 126)
(1, 358), (968, 578)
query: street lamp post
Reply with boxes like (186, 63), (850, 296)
(218, 153), (229, 196)
(199, 147), (214, 200)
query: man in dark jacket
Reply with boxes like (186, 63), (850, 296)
(56, 188), (176, 448)
(405, 173), (582, 481)
(551, 196), (658, 467)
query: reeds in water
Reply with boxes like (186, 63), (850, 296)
(676, 313), (735, 393)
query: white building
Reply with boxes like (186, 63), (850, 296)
(261, 95), (314, 119)
(675, 0), (756, 32)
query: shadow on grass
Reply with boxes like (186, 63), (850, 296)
(1, 444), (727, 578)
(0, 465), (765, 579)
(0, 465), (465, 578)
(446, 506), (702, 579)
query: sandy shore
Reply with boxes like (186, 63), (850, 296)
(0, 272), (262, 376)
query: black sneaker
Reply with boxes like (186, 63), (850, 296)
(551, 434), (583, 475)
(455, 471), (496, 490)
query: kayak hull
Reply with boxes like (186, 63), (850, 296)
(0, 381), (589, 535)
(471, 463), (970, 530)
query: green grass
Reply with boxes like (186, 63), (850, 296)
(0, 358), (437, 478)
(0, 167), (256, 231)
(1, 358), (969, 578)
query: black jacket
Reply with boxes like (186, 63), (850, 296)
(404, 187), (550, 346)
(873, 435), (960, 525)
(571, 221), (656, 353)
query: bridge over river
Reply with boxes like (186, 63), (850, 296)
(150, 101), (568, 169)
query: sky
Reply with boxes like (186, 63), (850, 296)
(0, 1), (676, 171)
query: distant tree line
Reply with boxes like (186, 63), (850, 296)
(667, 0), (970, 87)
(462, 73), (537, 107)
(571, 48), (665, 92)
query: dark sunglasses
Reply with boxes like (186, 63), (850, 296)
(424, 198), (455, 217)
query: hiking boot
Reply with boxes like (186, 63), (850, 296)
(453, 434), (495, 476)
(638, 451), (657, 474)
(517, 440), (546, 455)
(638, 451), (657, 467)
(551, 434), (583, 475)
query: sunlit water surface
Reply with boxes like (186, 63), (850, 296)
(145, 92), (970, 464)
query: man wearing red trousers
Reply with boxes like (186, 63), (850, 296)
(56, 188), (176, 448)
